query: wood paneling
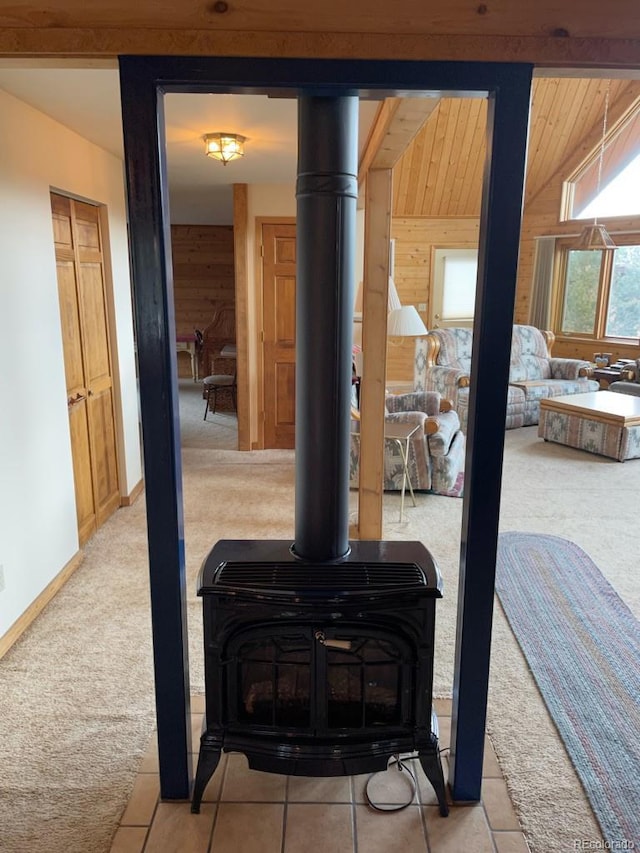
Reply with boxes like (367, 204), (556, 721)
(359, 97), (440, 183)
(390, 77), (640, 366)
(393, 79), (640, 220)
(6, 30), (640, 66)
(516, 80), (640, 330)
(393, 98), (487, 218)
(170, 224), (235, 377)
(525, 78), (640, 206)
(171, 224), (234, 334)
(4, 0), (640, 65)
(388, 217), (480, 382)
(2, 0), (640, 37)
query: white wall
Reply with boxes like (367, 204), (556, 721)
(0, 89), (141, 637)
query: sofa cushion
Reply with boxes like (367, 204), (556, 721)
(434, 328), (473, 372)
(510, 378), (599, 400)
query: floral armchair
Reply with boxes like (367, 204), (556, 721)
(415, 325), (598, 432)
(349, 390), (465, 495)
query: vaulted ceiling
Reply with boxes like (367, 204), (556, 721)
(392, 77), (640, 217)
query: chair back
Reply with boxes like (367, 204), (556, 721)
(509, 325), (551, 382)
(202, 303), (236, 376)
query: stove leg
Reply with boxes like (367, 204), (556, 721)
(419, 750), (449, 816)
(191, 745), (221, 813)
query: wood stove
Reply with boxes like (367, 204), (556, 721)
(191, 538), (448, 814)
(191, 94), (449, 817)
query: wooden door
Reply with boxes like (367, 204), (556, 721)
(52, 193), (120, 544)
(262, 223), (296, 449)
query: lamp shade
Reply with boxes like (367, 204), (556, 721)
(387, 306), (428, 337)
(204, 133), (246, 164)
(576, 223), (616, 250)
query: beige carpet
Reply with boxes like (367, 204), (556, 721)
(0, 381), (637, 852)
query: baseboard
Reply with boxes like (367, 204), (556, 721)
(121, 478), (144, 507)
(0, 551), (84, 660)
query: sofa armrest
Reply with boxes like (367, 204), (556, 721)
(548, 357), (593, 380)
(386, 408), (454, 442)
(426, 410), (461, 456)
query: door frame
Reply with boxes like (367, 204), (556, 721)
(119, 55), (532, 803)
(255, 216), (296, 448)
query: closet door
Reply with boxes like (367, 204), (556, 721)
(52, 193), (120, 544)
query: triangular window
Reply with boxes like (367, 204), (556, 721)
(562, 97), (640, 220)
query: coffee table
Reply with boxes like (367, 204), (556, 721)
(538, 391), (640, 461)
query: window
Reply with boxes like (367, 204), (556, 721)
(561, 97), (640, 221)
(431, 248), (478, 328)
(556, 238), (640, 342)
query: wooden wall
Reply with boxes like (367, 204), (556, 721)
(388, 78), (640, 379)
(388, 216), (480, 381)
(515, 79), (640, 326)
(516, 82), (640, 362)
(170, 224), (235, 376)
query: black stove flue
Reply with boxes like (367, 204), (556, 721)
(191, 95), (449, 817)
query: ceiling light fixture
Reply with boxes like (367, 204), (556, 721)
(203, 132), (246, 165)
(578, 82), (616, 250)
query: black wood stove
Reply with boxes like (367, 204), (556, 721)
(191, 538), (448, 814)
(191, 95), (449, 817)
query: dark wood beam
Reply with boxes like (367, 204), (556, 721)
(449, 64), (533, 801)
(119, 57), (192, 800)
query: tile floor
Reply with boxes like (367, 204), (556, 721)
(109, 697), (530, 853)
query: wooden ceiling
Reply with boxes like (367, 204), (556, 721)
(392, 77), (640, 218)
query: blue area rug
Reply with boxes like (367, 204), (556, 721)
(496, 532), (640, 848)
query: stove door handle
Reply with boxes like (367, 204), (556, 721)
(314, 630), (352, 651)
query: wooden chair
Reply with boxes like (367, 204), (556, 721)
(200, 303), (237, 416)
(203, 372), (237, 419)
(201, 303), (236, 377)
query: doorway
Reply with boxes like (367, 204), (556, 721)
(119, 55), (532, 805)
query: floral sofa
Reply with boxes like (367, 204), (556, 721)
(415, 325), (599, 432)
(609, 359), (640, 397)
(350, 391), (465, 495)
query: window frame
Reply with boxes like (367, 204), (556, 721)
(552, 232), (640, 345)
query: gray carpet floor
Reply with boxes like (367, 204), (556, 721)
(0, 380), (637, 852)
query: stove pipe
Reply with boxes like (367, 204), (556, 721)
(294, 95), (359, 563)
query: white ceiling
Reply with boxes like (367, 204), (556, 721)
(0, 65), (380, 224)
